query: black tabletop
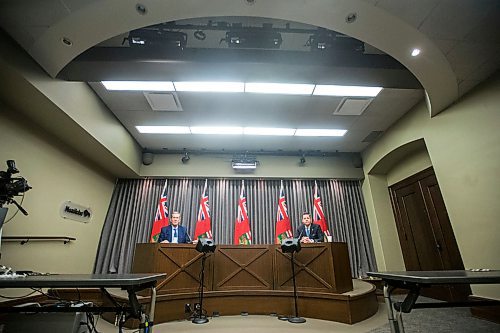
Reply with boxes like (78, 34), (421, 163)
(367, 270), (500, 284)
(0, 273), (166, 288)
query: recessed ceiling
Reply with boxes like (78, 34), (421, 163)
(0, 1), (498, 158)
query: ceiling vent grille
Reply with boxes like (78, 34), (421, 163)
(144, 92), (183, 111)
(333, 97), (373, 116)
(362, 131), (384, 142)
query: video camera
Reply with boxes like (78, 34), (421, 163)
(0, 160), (31, 211)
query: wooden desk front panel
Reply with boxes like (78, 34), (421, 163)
(213, 245), (273, 290)
(132, 243), (213, 294)
(132, 242), (352, 294)
(274, 243), (336, 292)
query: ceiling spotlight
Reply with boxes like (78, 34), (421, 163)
(345, 12), (357, 24)
(181, 152), (190, 163)
(135, 3), (147, 15)
(128, 29), (187, 49)
(411, 48), (421, 57)
(307, 29), (364, 52)
(223, 29), (282, 49)
(194, 30), (206, 40)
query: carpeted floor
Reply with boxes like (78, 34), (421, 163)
(95, 301), (500, 333)
(368, 304), (500, 333)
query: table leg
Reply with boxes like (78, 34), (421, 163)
(384, 284), (405, 333)
(148, 286), (157, 332)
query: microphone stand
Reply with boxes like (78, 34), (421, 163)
(288, 250), (306, 323)
(192, 253), (209, 324)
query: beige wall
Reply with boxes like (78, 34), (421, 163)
(141, 154), (364, 179)
(0, 104), (115, 279)
(361, 145), (432, 272)
(362, 74), (500, 299)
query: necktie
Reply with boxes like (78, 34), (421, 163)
(174, 228), (178, 238)
(306, 228), (310, 237)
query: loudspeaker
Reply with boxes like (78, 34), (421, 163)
(195, 238), (216, 253)
(142, 152), (154, 165)
(281, 238), (301, 253)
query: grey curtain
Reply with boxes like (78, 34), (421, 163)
(94, 178), (377, 277)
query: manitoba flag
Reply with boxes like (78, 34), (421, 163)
(275, 181), (293, 244)
(234, 180), (252, 244)
(150, 180), (169, 242)
(314, 181), (331, 240)
(194, 179), (213, 239)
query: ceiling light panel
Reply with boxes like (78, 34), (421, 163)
(102, 81), (175, 91)
(245, 83), (315, 95)
(190, 126), (243, 135)
(136, 126), (190, 134)
(174, 81), (244, 92)
(313, 85), (382, 97)
(295, 129), (347, 136)
(243, 127), (296, 136)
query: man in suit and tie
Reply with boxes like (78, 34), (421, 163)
(158, 211), (192, 243)
(294, 212), (324, 243)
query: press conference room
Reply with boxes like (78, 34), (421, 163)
(0, 1), (499, 332)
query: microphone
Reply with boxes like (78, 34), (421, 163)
(185, 232), (192, 244)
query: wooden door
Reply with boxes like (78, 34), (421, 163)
(389, 167), (470, 301)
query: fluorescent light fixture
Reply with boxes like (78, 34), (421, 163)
(136, 126), (190, 134)
(313, 85), (382, 97)
(232, 161), (257, 169)
(243, 127), (295, 136)
(190, 126), (243, 135)
(411, 48), (421, 57)
(245, 83), (315, 95)
(174, 81), (244, 93)
(136, 125), (348, 137)
(102, 81), (174, 91)
(295, 129), (347, 137)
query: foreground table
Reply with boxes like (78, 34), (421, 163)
(367, 270), (500, 333)
(0, 273), (166, 332)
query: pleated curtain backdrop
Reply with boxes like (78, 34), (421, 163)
(94, 178), (377, 277)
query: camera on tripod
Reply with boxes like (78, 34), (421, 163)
(0, 160), (31, 212)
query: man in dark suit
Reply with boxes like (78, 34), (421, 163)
(294, 212), (324, 243)
(158, 211), (191, 243)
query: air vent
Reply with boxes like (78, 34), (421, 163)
(144, 92), (183, 111)
(362, 131), (384, 142)
(333, 97), (373, 116)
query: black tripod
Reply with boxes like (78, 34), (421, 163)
(288, 250), (306, 323)
(192, 253), (209, 324)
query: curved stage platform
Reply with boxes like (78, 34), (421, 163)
(123, 243), (378, 325)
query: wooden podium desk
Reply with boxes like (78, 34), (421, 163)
(128, 243), (378, 325)
(132, 242), (353, 294)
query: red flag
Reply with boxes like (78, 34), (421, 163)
(234, 180), (252, 244)
(314, 181), (330, 240)
(194, 180), (213, 239)
(150, 180), (169, 242)
(275, 181), (293, 244)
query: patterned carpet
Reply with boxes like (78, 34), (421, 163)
(368, 297), (500, 333)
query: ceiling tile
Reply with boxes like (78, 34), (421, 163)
(431, 38), (459, 55)
(419, 0), (493, 40)
(375, 0), (439, 28)
(447, 41), (500, 80)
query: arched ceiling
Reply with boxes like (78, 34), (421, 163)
(0, 0), (498, 159)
